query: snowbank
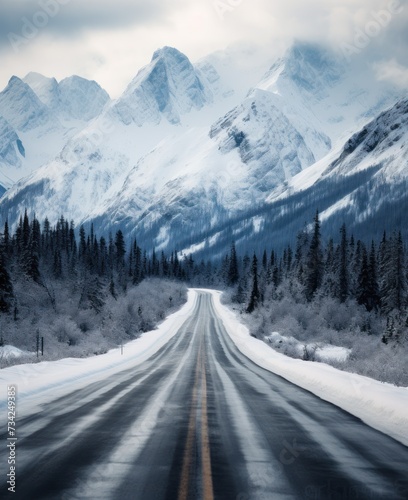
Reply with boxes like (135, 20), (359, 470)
(0, 345), (35, 362)
(0, 289), (407, 448)
(265, 331), (351, 363)
(209, 290), (408, 447)
(0, 290), (197, 410)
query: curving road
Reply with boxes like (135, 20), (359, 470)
(1, 291), (408, 499)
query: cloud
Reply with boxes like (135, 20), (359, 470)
(0, 0), (407, 97)
(0, 0), (178, 40)
(374, 59), (408, 87)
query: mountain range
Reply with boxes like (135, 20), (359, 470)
(0, 42), (406, 257)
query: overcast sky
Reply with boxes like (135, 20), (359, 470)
(0, 0), (407, 97)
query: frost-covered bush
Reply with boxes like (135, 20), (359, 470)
(0, 277), (187, 367)
(52, 318), (82, 346)
(225, 287), (408, 386)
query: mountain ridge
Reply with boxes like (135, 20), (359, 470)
(0, 42), (406, 257)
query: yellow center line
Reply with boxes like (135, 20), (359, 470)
(178, 331), (214, 500)
(201, 350), (214, 500)
(177, 346), (201, 500)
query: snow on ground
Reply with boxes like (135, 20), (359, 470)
(0, 288), (407, 448)
(208, 290), (408, 447)
(0, 345), (35, 363)
(0, 290), (197, 412)
(265, 331), (351, 363)
(314, 344), (351, 363)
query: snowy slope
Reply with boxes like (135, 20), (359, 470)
(109, 47), (214, 126)
(0, 117), (25, 188)
(270, 97), (408, 208)
(58, 76), (110, 122)
(87, 86), (319, 246)
(0, 42), (405, 252)
(23, 72), (110, 122)
(0, 47), (237, 228)
(0, 76), (62, 186)
(175, 97), (408, 258)
(86, 44), (403, 246)
(0, 73), (110, 189)
(315, 98), (408, 226)
(23, 72), (61, 109)
(325, 98), (408, 178)
(0, 76), (56, 133)
(255, 42), (402, 159)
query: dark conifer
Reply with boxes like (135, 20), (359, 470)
(305, 211), (323, 301)
(227, 242), (239, 286)
(247, 254), (260, 313)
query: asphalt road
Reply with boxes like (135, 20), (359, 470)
(1, 291), (408, 499)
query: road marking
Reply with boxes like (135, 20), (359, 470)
(178, 330), (214, 500)
(201, 350), (214, 500)
(178, 348), (201, 500)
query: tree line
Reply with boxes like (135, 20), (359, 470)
(0, 211), (196, 316)
(222, 211), (407, 343)
(1, 210), (407, 342)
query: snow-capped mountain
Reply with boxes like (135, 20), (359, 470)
(23, 72), (110, 123)
(203, 97), (408, 257)
(313, 97), (408, 232)
(0, 73), (110, 189)
(325, 99), (408, 178)
(109, 47), (215, 126)
(269, 96), (408, 201)
(87, 88), (317, 243)
(0, 46), (236, 226)
(0, 117), (23, 192)
(0, 76), (55, 133)
(254, 42), (402, 160)
(0, 42), (405, 256)
(0, 117), (23, 168)
(22, 73), (60, 110)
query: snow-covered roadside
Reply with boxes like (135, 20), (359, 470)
(0, 290), (197, 411)
(264, 331), (351, 363)
(209, 290), (408, 447)
(1, 288), (407, 447)
(0, 345), (35, 363)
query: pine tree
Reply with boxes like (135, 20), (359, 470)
(69, 221), (76, 253)
(108, 233), (115, 271)
(25, 217), (41, 283)
(285, 245), (293, 273)
(305, 211), (323, 301)
(247, 254), (260, 313)
(367, 241), (380, 311)
(357, 246), (371, 311)
(42, 218), (51, 258)
(161, 251), (169, 277)
(380, 232), (406, 314)
(115, 230), (126, 271)
(79, 225), (87, 260)
(133, 242), (142, 285)
(109, 276), (117, 299)
(3, 220), (10, 256)
(338, 223), (348, 302)
(99, 237), (107, 276)
(22, 209), (30, 249)
(53, 250), (63, 279)
(0, 251), (13, 313)
(262, 249), (268, 271)
(382, 316), (396, 344)
(227, 242), (239, 286)
(295, 226), (309, 284)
